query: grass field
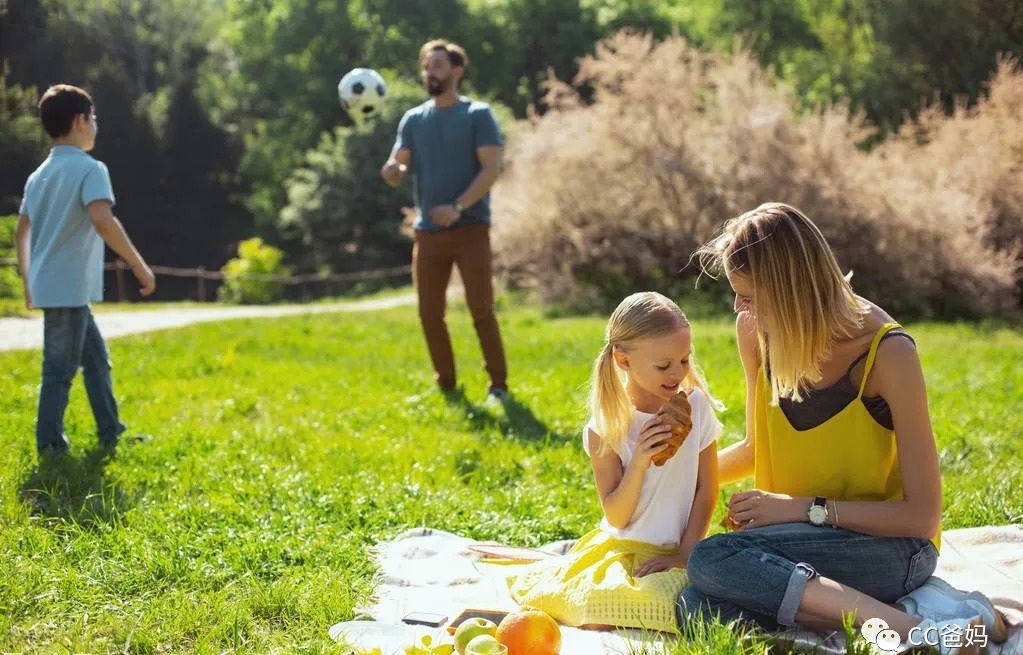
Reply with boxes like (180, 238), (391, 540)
(1, 297), (1021, 653)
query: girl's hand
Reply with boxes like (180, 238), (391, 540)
(634, 551), (686, 577)
(628, 417), (673, 471)
(727, 489), (801, 530)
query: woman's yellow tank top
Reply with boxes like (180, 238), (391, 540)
(753, 322), (941, 550)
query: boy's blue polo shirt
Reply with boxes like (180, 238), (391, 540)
(19, 145), (116, 307)
(394, 97), (502, 231)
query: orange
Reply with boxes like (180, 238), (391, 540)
(495, 607), (561, 655)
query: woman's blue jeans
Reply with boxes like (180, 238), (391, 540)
(676, 522), (937, 631)
(36, 306), (126, 452)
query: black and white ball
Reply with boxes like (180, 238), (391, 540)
(338, 68), (387, 118)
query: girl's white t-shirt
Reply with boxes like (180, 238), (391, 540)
(583, 387), (722, 547)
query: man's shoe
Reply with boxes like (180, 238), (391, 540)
(99, 433), (151, 451)
(897, 576), (1008, 644)
(486, 386), (510, 404)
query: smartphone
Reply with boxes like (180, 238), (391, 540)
(402, 611), (449, 628)
(446, 609), (510, 635)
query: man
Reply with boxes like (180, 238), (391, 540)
(381, 39), (508, 401)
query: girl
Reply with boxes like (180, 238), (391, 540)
(506, 292), (722, 633)
(677, 203), (1006, 654)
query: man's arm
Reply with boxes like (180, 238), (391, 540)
(429, 145), (503, 228)
(86, 200), (155, 296)
(381, 146), (411, 187)
(455, 145), (502, 208)
(15, 214), (32, 309)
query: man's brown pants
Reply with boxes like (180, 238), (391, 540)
(412, 222), (507, 391)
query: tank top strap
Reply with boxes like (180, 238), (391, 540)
(856, 322), (903, 399)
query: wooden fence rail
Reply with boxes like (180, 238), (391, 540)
(0, 258), (411, 302)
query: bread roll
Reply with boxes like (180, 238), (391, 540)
(651, 390), (693, 466)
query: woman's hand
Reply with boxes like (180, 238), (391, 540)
(727, 489), (803, 530)
(634, 551), (687, 577)
(627, 417), (673, 472)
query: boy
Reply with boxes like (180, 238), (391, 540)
(15, 84), (155, 456)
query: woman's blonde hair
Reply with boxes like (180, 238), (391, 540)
(589, 292), (720, 455)
(696, 202), (868, 403)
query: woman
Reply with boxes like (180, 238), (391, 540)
(676, 203), (1006, 654)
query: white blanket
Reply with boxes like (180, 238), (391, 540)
(331, 525), (1023, 655)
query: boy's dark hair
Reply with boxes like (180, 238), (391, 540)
(419, 39), (468, 68)
(38, 84), (94, 138)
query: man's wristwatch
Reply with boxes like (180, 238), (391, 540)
(453, 200), (466, 214)
(807, 496), (829, 526)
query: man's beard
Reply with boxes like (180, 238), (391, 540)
(426, 77), (447, 96)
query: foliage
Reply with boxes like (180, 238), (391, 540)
(200, 0), (371, 235)
(0, 76), (48, 215)
(0, 302), (1021, 650)
(277, 80), (420, 274)
(217, 237), (291, 304)
(691, 0), (1023, 139)
(0, 215), (25, 304)
(492, 33), (1022, 318)
(1, 0), (253, 302)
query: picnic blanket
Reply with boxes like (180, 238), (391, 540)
(330, 525), (1023, 654)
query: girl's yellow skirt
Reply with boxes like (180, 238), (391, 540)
(503, 529), (687, 633)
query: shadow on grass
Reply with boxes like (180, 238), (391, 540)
(18, 446), (133, 529)
(442, 388), (572, 443)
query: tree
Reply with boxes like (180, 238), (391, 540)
(0, 0), (254, 299)
(277, 82), (421, 274)
(0, 75), (48, 214)
(202, 0), (369, 233)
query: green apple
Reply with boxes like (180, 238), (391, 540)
(464, 634), (504, 655)
(453, 617), (498, 654)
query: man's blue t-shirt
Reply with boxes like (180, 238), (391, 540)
(19, 145), (116, 307)
(394, 97), (502, 231)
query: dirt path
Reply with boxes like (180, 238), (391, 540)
(0, 294), (417, 352)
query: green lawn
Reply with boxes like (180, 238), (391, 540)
(1, 299), (1021, 653)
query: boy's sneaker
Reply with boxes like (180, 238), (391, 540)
(897, 576), (1008, 644)
(899, 615), (983, 654)
(38, 443), (69, 461)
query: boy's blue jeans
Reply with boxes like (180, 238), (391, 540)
(37, 306), (126, 452)
(675, 522), (937, 631)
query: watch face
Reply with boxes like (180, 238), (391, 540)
(809, 506), (828, 525)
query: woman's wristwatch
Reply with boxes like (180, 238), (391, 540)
(454, 200), (466, 214)
(807, 496), (829, 526)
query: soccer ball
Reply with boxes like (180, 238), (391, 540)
(338, 68), (387, 118)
